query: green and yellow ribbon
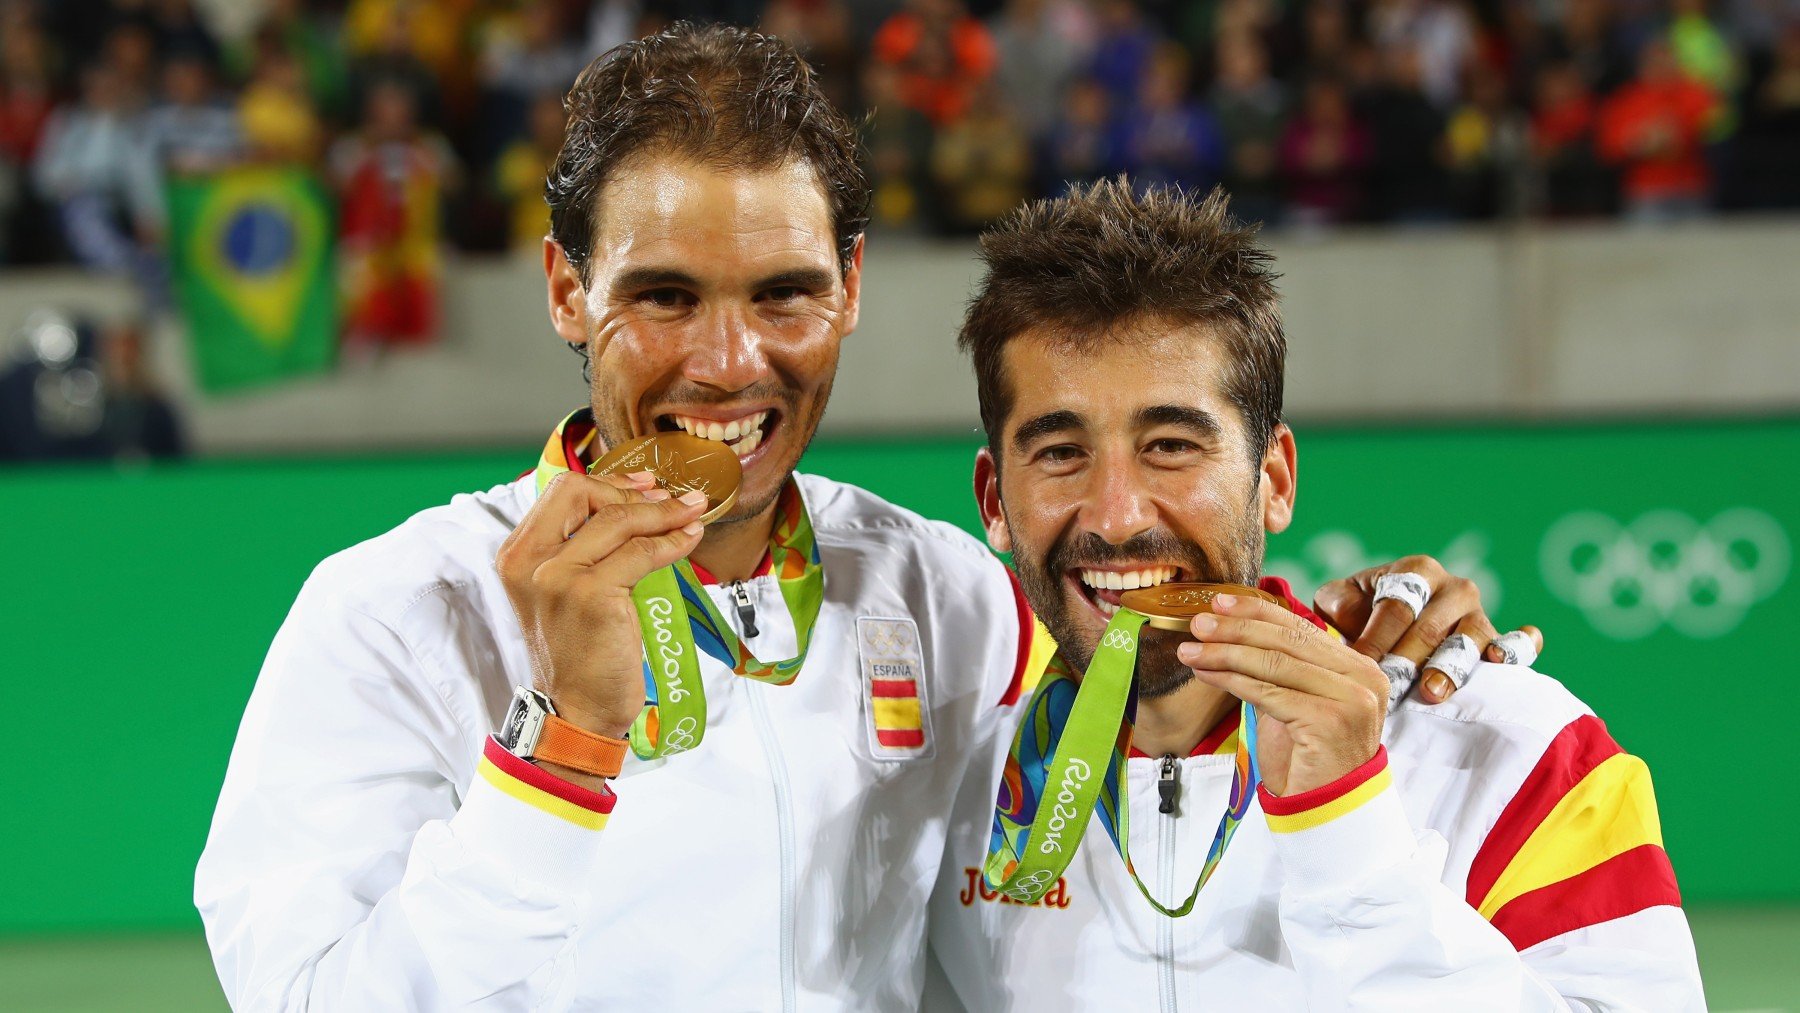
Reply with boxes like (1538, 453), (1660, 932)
(984, 608), (1261, 916)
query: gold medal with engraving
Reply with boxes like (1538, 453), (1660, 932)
(1118, 582), (1289, 631)
(591, 432), (741, 524)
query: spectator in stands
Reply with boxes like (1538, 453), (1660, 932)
(345, 0), (443, 135)
(230, 0), (350, 124)
(871, 0), (998, 126)
(1446, 61), (1529, 218)
(102, 22), (160, 111)
(1212, 32), (1287, 224)
(1040, 73), (1122, 194)
(1298, 0), (1358, 83)
(1546, 0), (1631, 95)
(331, 78), (458, 348)
(479, 0), (588, 159)
(1280, 74), (1372, 225)
(762, 0), (860, 114)
(1118, 43), (1226, 194)
(0, 16), (57, 262)
(1361, 44), (1452, 220)
(1668, 0), (1739, 110)
(1597, 38), (1717, 220)
(988, 0), (1091, 140)
(239, 45), (325, 165)
(146, 0), (223, 69)
(1531, 59), (1614, 216)
(1733, 21), (1800, 208)
(1369, 0), (1477, 109)
(139, 50), (243, 189)
(929, 79), (1033, 232)
(97, 316), (186, 461)
(494, 91), (564, 251)
(863, 60), (934, 227)
(32, 65), (163, 295)
(1088, 0), (1160, 102)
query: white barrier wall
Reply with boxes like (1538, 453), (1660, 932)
(10, 217), (1798, 454)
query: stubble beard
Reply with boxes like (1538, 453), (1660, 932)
(1009, 501), (1266, 699)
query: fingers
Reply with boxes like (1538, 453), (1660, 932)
(1389, 577), (1491, 669)
(1187, 668), (1313, 725)
(1177, 594), (1387, 705)
(499, 471), (655, 573)
(1487, 625), (1545, 666)
(551, 489), (708, 570)
(1417, 614), (1494, 703)
(1345, 556), (1448, 659)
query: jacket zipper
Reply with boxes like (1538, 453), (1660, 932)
(748, 680), (797, 1013)
(728, 580), (760, 637)
(1157, 754), (1180, 1013)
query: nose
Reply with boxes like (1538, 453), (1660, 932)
(1078, 451), (1158, 546)
(681, 307), (770, 394)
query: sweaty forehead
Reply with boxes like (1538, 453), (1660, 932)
(1000, 323), (1238, 433)
(591, 157), (836, 276)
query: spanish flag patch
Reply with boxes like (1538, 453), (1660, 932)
(858, 616), (933, 760)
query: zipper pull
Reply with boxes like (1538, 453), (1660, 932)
(729, 580), (759, 638)
(1157, 754), (1180, 814)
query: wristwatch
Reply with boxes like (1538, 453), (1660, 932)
(499, 686), (630, 779)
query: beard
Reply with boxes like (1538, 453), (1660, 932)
(1010, 503), (1265, 700)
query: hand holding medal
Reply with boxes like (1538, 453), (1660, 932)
(1172, 590), (1389, 798)
(497, 437), (720, 757)
(519, 411), (828, 764)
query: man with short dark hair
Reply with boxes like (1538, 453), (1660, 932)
(927, 181), (1703, 1010)
(198, 25), (1527, 1010)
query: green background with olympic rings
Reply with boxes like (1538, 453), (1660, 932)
(0, 415), (1791, 933)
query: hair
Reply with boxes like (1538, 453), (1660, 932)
(958, 179), (1286, 465)
(546, 23), (870, 283)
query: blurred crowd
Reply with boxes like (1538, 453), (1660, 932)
(0, 0), (1791, 273)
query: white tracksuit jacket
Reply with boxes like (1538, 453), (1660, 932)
(924, 595), (1705, 1011)
(195, 471), (1025, 1011)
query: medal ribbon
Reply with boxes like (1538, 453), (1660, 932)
(534, 409), (825, 758)
(983, 608), (1261, 916)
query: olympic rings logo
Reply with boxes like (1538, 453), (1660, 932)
(660, 716), (701, 754)
(1004, 870), (1056, 901)
(1100, 628), (1135, 652)
(863, 623), (917, 655)
(1539, 508), (1789, 640)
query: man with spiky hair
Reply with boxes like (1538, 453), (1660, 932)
(198, 24), (1522, 1010)
(926, 180), (1703, 1010)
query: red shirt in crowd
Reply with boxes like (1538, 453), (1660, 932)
(871, 11), (997, 126)
(1597, 76), (1716, 201)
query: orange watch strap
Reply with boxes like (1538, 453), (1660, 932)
(534, 713), (629, 779)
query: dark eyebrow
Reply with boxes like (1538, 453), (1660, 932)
(1137, 404), (1225, 441)
(752, 267), (837, 293)
(1010, 409), (1086, 454)
(613, 267), (701, 293)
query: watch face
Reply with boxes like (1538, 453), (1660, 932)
(504, 697), (529, 747)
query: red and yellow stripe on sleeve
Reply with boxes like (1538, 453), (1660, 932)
(478, 736), (617, 830)
(1464, 714), (1679, 951)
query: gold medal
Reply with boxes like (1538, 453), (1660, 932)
(1118, 582), (1289, 631)
(591, 432), (742, 524)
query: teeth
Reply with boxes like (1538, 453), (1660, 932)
(735, 430), (761, 458)
(669, 411), (769, 447)
(1080, 567), (1178, 590)
(1097, 599), (1120, 617)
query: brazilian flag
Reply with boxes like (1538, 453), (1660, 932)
(167, 168), (336, 393)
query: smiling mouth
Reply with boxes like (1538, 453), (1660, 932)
(1070, 565), (1188, 618)
(655, 409), (779, 460)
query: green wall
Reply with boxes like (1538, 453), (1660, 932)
(1, 418), (1792, 933)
